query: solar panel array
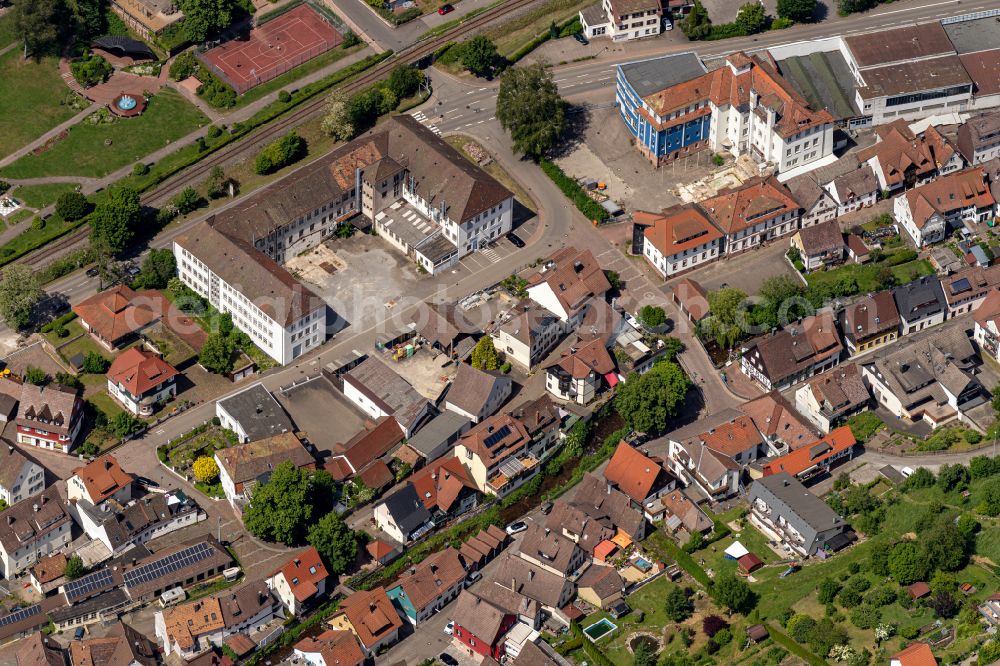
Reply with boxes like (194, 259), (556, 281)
(483, 425), (511, 448)
(63, 568), (114, 602)
(123, 542), (218, 589)
(0, 605), (40, 627)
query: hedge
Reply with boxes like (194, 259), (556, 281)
(507, 15), (581, 63)
(656, 535), (713, 588)
(40, 311), (77, 333)
(539, 159), (609, 223)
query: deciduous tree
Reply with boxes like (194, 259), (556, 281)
(0, 264), (42, 331)
(735, 2), (766, 34)
(496, 63), (567, 160)
(13, 0), (61, 56)
(614, 361), (690, 434)
(56, 191), (90, 221)
(320, 89), (355, 141)
(887, 542), (924, 585)
(307, 512), (358, 574)
(711, 572), (755, 615)
(199, 333), (235, 374)
(193, 456), (220, 483)
(776, 0), (816, 21)
(461, 35), (499, 77)
(64, 556), (87, 580)
(471, 337), (500, 371)
(134, 249), (177, 290)
(89, 187), (140, 256)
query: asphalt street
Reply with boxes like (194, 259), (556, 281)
(411, 0), (999, 136)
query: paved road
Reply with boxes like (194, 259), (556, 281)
(410, 0), (999, 136)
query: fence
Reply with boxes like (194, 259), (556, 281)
(199, 39), (341, 95)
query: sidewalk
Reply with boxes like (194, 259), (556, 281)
(0, 102), (101, 168)
(0, 44), (374, 243)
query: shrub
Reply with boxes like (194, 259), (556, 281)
(71, 53), (113, 87)
(32, 217), (45, 231)
(207, 125), (222, 139)
(255, 132), (305, 175)
(278, 90), (292, 103)
(132, 162), (149, 177)
(56, 191), (90, 221)
(538, 159), (609, 222)
(964, 430), (982, 444)
(711, 153), (724, 166)
(850, 605), (881, 630)
(342, 30), (361, 48)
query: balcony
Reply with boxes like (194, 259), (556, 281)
(486, 455), (540, 494)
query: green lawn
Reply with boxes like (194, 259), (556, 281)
(890, 258), (934, 284)
(87, 390), (126, 419)
(0, 88), (208, 179)
(0, 211), (84, 267)
(0, 50), (80, 158)
(160, 425), (237, 473)
(805, 252), (932, 294)
(0, 13), (17, 48)
(12, 182), (80, 209)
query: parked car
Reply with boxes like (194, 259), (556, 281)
(540, 501), (553, 515)
(505, 520), (528, 535)
(663, 18), (673, 30)
(574, 31), (589, 45)
(624, 312), (640, 330)
(438, 3), (454, 13)
(444, 620), (455, 635)
(74, 627), (85, 640)
(126, 264), (141, 278)
(465, 570), (482, 587)
(901, 466), (914, 478)
(85, 267), (100, 278)
(506, 231), (525, 248)
(135, 476), (160, 489)
(440, 653), (459, 666)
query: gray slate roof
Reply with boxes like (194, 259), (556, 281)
(618, 53), (708, 98)
(217, 384), (295, 442)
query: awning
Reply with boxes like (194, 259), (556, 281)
(724, 541), (749, 559)
(611, 529), (633, 549)
(605, 372), (620, 388)
(594, 540), (617, 562)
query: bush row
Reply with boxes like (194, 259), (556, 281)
(539, 159), (609, 223)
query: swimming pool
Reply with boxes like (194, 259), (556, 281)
(583, 618), (617, 642)
(632, 556), (653, 572)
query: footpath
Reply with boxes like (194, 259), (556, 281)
(0, 44), (374, 247)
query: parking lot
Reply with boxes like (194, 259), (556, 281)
(666, 239), (800, 295)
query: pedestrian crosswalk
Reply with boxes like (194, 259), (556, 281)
(480, 247), (501, 263)
(411, 111), (443, 135)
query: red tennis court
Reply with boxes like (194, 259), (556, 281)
(199, 4), (343, 94)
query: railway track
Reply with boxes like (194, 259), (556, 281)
(22, 0), (537, 270)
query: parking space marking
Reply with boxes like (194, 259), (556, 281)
(480, 248), (501, 263)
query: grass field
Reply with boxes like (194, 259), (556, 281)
(0, 211), (82, 264)
(0, 49), (80, 159)
(486, 0), (590, 58)
(0, 13), (17, 48)
(0, 88), (208, 179)
(805, 253), (934, 294)
(12, 182), (80, 209)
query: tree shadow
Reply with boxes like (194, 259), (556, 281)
(547, 104), (591, 160)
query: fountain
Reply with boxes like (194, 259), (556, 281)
(109, 92), (147, 117)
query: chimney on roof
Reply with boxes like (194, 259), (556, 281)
(104, 460), (113, 470)
(32, 503), (38, 512)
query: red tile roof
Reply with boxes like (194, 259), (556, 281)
(358, 459), (394, 490)
(604, 441), (669, 503)
(698, 415), (764, 458)
(294, 630), (365, 666)
(891, 642), (937, 666)
(106, 348), (178, 398)
(546, 338), (615, 379)
(275, 547), (329, 603)
(72, 285), (159, 345)
(71, 454), (133, 504)
(700, 176), (800, 236)
(903, 167), (994, 229)
(409, 456), (478, 513)
(761, 426), (856, 477)
(640, 205), (723, 257)
(341, 587), (402, 650)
